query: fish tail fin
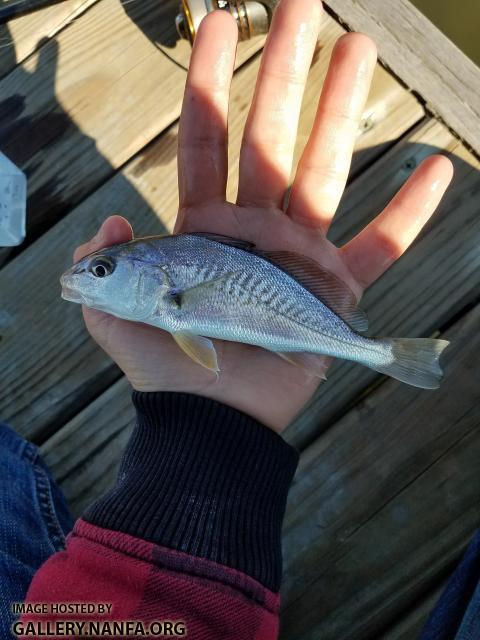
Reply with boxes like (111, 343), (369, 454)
(374, 338), (449, 389)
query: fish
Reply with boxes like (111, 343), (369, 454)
(60, 232), (449, 388)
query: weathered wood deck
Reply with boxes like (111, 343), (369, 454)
(1, 1), (479, 638)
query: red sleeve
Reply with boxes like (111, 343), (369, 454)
(20, 392), (298, 639)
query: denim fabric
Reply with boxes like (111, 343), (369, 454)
(420, 530), (480, 640)
(0, 422), (73, 638)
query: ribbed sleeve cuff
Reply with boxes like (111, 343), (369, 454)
(83, 392), (299, 592)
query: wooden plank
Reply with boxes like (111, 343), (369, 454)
(0, 0), (99, 79)
(324, 0), (480, 156)
(280, 304), (480, 639)
(286, 118), (480, 449)
(0, 19), (423, 441)
(40, 302), (480, 638)
(0, 0), (263, 260)
(40, 377), (134, 515)
(378, 582), (446, 640)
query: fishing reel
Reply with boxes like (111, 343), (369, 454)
(176, 0), (279, 43)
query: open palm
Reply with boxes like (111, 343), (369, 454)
(74, 0), (452, 433)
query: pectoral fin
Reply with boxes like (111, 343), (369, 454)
(172, 332), (219, 373)
(167, 273), (237, 309)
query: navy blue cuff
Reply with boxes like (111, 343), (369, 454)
(84, 391), (299, 591)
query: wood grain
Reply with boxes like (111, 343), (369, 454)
(286, 118), (480, 449)
(40, 377), (134, 515)
(0, 0), (99, 79)
(378, 582), (445, 640)
(7, 4), (478, 638)
(0, 0), (263, 253)
(0, 19), (423, 441)
(280, 304), (480, 639)
(324, 0), (480, 156)
(40, 304), (480, 639)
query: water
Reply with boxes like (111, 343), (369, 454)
(412, 0), (480, 65)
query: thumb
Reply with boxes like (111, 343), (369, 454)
(73, 215), (133, 263)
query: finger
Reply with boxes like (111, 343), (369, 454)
(73, 215), (133, 263)
(343, 155), (454, 288)
(237, 0), (322, 208)
(288, 33), (376, 229)
(178, 11), (238, 209)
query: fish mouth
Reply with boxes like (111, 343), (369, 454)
(60, 275), (85, 304)
(61, 285), (84, 303)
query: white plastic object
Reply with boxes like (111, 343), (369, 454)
(0, 152), (27, 247)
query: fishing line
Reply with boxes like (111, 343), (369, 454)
(155, 42), (189, 72)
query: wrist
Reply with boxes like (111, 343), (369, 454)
(129, 378), (308, 434)
(84, 391), (299, 591)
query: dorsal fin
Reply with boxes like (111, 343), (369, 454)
(254, 250), (368, 332)
(185, 232), (255, 251)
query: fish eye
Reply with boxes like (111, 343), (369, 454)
(89, 256), (115, 278)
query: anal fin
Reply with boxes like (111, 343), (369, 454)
(274, 351), (329, 380)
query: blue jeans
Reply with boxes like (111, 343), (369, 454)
(0, 423), (73, 638)
(421, 530), (480, 639)
(0, 421), (478, 638)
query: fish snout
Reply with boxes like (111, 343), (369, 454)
(60, 270), (85, 303)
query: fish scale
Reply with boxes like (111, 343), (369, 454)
(166, 237), (363, 348)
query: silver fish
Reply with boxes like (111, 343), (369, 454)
(60, 233), (449, 387)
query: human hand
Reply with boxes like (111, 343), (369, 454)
(74, 0), (453, 433)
